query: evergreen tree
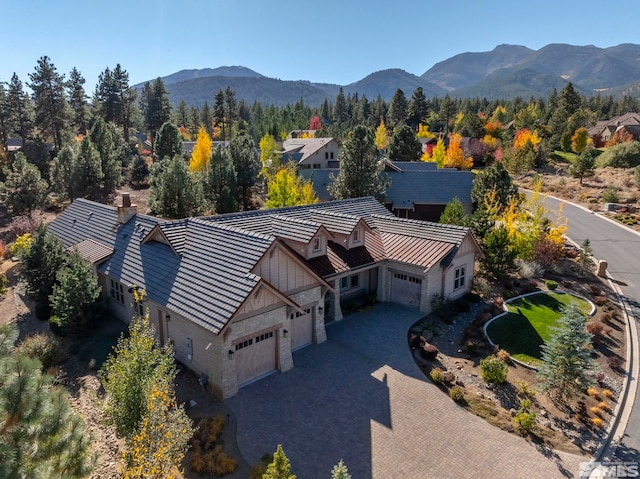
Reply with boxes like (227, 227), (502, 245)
(225, 86), (238, 139)
(154, 121), (183, 161)
(200, 101), (212, 136)
(99, 313), (178, 438)
(67, 67), (89, 134)
(49, 144), (77, 199)
(229, 129), (260, 210)
(21, 138), (52, 178)
(328, 125), (388, 200)
(0, 323), (95, 478)
(6, 73), (34, 142)
(263, 445), (296, 479)
(49, 250), (101, 334)
(439, 197), (470, 226)
(479, 225), (518, 282)
(333, 88), (348, 124)
(89, 117), (122, 195)
(206, 146), (238, 213)
(140, 78), (171, 144)
(21, 224), (67, 320)
(72, 137), (104, 200)
(129, 155), (150, 187)
(537, 303), (596, 404)
(188, 105), (200, 139)
(148, 155), (205, 218)
(407, 86), (429, 128)
(213, 90), (226, 140)
(173, 99), (189, 128)
(439, 94), (456, 135)
(387, 88), (408, 129)
(471, 161), (519, 210)
(28, 56), (69, 150)
(570, 147), (596, 184)
(0, 152), (48, 214)
(388, 124), (422, 161)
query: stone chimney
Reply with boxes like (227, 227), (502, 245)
(117, 192), (137, 224)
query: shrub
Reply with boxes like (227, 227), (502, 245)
(496, 349), (511, 362)
(635, 165), (640, 187)
(587, 387), (600, 399)
(517, 381), (536, 399)
(479, 355), (508, 384)
(586, 321), (604, 338)
(0, 273), (7, 296)
(602, 186), (620, 204)
(514, 410), (536, 433)
(449, 386), (464, 402)
(590, 406), (604, 416)
(598, 401), (612, 412)
(545, 279), (558, 290)
(9, 214), (38, 241)
(607, 356), (623, 370)
(596, 141), (640, 168)
(430, 367), (444, 384)
(11, 233), (33, 259)
(591, 417), (604, 428)
(593, 295), (608, 306)
(602, 389), (615, 399)
(14, 332), (68, 370)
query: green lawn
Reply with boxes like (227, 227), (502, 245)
(550, 150), (578, 164)
(485, 292), (591, 367)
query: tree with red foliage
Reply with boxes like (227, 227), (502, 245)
(309, 115), (322, 131)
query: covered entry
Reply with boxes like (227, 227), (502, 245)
(290, 307), (313, 351)
(390, 271), (422, 308)
(235, 330), (277, 386)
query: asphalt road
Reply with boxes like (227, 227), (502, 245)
(539, 195), (640, 463)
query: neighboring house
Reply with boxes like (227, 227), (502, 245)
(287, 130), (318, 139)
(5, 138), (23, 152)
(300, 161), (473, 222)
(182, 140), (229, 159)
(282, 137), (339, 170)
(588, 112), (640, 144)
(48, 194), (480, 399)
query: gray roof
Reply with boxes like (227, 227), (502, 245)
(372, 214), (468, 245)
(309, 209), (362, 235)
(270, 215), (322, 243)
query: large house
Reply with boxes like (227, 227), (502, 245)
(588, 112), (640, 145)
(300, 161), (473, 222)
(48, 194), (480, 399)
(282, 137), (340, 170)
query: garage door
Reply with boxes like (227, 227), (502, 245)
(235, 331), (276, 386)
(290, 308), (313, 351)
(390, 272), (422, 308)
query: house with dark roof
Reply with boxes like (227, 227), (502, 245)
(48, 194), (480, 399)
(300, 161), (473, 222)
(588, 112), (640, 145)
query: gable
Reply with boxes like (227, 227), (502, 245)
(233, 283), (288, 318)
(252, 242), (324, 293)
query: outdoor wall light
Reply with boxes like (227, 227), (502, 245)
(318, 306), (324, 314)
(283, 329), (289, 338)
(228, 349), (234, 359)
(165, 313), (171, 321)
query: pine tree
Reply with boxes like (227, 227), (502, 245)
(328, 125), (388, 200)
(149, 155), (205, 218)
(333, 88), (348, 124)
(154, 121), (183, 162)
(0, 323), (95, 478)
(213, 90), (226, 140)
(229, 129), (260, 210)
(225, 86), (238, 139)
(49, 250), (101, 334)
(470, 161), (519, 210)
(0, 152), (48, 214)
(570, 147), (596, 184)
(206, 146), (238, 213)
(72, 137), (104, 200)
(49, 144), (76, 199)
(140, 78), (171, 144)
(6, 73), (34, 141)
(89, 117), (122, 195)
(28, 56), (69, 150)
(263, 445), (296, 479)
(537, 303), (596, 404)
(479, 225), (519, 282)
(99, 313), (178, 438)
(200, 101), (212, 136)
(67, 67), (89, 134)
(407, 86), (429, 128)
(0, 83), (9, 147)
(388, 124), (422, 161)
(173, 99), (189, 128)
(440, 197), (469, 226)
(387, 88), (408, 129)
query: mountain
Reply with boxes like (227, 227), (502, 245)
(140, 43), (640, 108)
(343, 69), (445, 99)
(421, 44), (534, 91)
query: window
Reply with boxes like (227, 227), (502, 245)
(352, 229), (360, 243)
(330, 151), (334, 159)
(340, 277), (349, 290)
(393, 273), (422, 284)
(313, 163), (320, 169)
(454, 267), (466, 290)
(110, 279), (124, 305)
(351, 274), (359, 288)
(312, 237), (321, 251)
(325, 152), (329, 159)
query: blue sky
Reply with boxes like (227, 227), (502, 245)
(2, 0), (637, 93)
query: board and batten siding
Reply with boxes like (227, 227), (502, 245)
(442, 235), (477, 300)
(253, 244), (321, 293)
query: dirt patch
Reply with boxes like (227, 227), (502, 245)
(409, 256), (626, 456)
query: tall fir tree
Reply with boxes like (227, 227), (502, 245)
(388, 124), (422, 161)
(229, 129), (260, 210)
(213, 90), (226, 140)
(407, 86), (429, 128)
(206, 145), (238, 213)
(7, 73), (34, 142)
(148, 155), (205, 218)
(140, 78), (171, 145)
(154, 121), (183, 162)
(89, 117), (122, 195)
(387, 88), (408, 129)
(67, 67), (89, 134)
(0, 152), (48, 214)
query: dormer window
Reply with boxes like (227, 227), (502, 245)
(312, 237), (321, 252)
(353, 229), (360, 243)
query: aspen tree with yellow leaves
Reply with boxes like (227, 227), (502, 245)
(374, 120), (389, 153)
(189, 126), (212, 172)
(265, 165), (318, 208)
(445, 133), (473, 170)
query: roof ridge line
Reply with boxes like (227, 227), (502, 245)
(189, 217), (275, 242)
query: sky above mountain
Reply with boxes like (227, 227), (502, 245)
(2, 0), (637, 93)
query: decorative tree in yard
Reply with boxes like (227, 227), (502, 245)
(537, 303), (596, 405)
(263, 445), (296, 479)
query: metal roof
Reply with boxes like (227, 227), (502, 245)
(380, 233), (454, 271)
(309, 209), (362, 235)
(67, 238), (114, 264)
(306, 230), (385, 277)
(372, 214), (468, 244)
(270, 215), (322, 243)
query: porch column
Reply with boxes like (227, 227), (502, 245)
(328, 278), (343, 321)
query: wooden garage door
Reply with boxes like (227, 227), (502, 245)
(391, 272), (422, 308)
(290, 308), (313, 351)
(235, 331), (276, 386)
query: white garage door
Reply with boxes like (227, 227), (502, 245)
(235, 331), (276, 386)
(290, 308), (313, 351)
(391, 272), (422, 308)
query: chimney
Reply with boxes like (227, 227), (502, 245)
(117, 192), (137, 224)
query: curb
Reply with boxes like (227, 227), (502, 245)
(591, 274), (639, 462)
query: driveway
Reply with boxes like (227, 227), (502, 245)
(226, 303), (583, 479)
